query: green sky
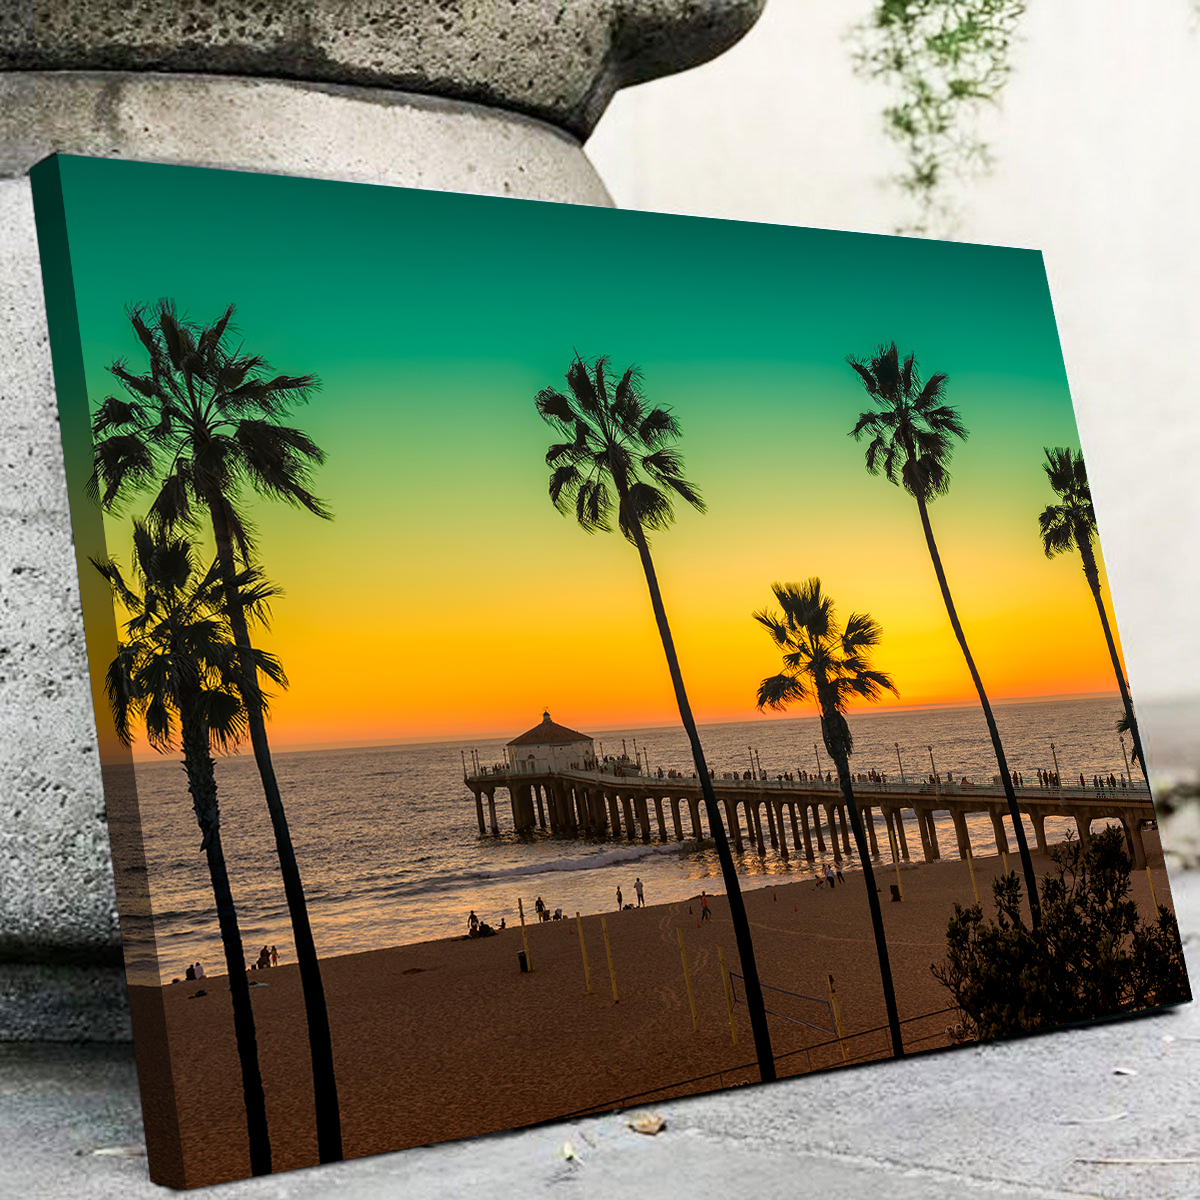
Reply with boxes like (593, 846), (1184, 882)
(43, 154), (1112, 748)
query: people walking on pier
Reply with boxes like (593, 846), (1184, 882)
(635, 877), (645, 906)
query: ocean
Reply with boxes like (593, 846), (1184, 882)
(119, 695), (1148, 985)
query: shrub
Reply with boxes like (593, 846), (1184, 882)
(933, 826), (1190, 1039)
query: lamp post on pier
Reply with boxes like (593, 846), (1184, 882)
(928, 745), (939, 800)
(1050, 741), (1063, 799)
(894, 742), (906, 785)
(814, 743), (824, 781)
(1120, 735), (1132, 788)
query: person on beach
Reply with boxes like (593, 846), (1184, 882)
(635, 877), (645, 907)
(700, 891), (711, 921)
(824, 864), (837, 888)
(270, 946), (277, 967)
(616, 886), (623, 910)
(185, 964), (195, 981)
(194, 962), (205, 979)
(835, 863), (845, 884)
(468, 910), (479, 935)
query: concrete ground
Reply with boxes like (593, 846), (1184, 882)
(5, 874), (1199, 1199)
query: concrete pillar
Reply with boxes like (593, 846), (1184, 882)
(774, 801), (788, 859)
(924, 809), (941, 860)
(1124, 813), (1147, 870)
(511, 783), (536, 832)
(799, 805), (814, 861)
(789, 803), (804, 856)
(751, 803), (766, 856)
(991, 809), (1010, 855)
(535, 786), (547, 830)
(863, 805), (879, 858)
(838, 804), (852, 856)
(891, 809), (911, 861)
(670, 796), (684, 841)
(592, 789), (609, 835)
(763, 795), (779, 849)
(688, 798), (703, 840)
(1030, 810), (1048, 855)
(621, 795), (636, 840)
(635, 796), (651, 843)
(812, 805), (827, 853)
(654, 797), (668, 842)
(0, 0), (766, 1041)
(724, 797), (743, 852)
(823, 804), (841, 862)
(913, 808), (932, 862)
(487, 789), (500, 837)
(950, 810), (971, 860)
(1074, 813), (1092, 848)
(474, 789), (486, 835)
(608, 791), (622, 837)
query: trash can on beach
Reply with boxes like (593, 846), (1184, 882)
(890, 884), (902, 903)
(517, 951), (528, 973)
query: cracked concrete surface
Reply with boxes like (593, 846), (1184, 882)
(6, 871), (1198, 1198)
(0, 0), (764, 138)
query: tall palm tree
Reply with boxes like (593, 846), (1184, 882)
(88, 301), (342, 1160)
(1038, 446), (1146, 781)
(754, 579), (904, 1058)
(94, 524), (286, 1177)
(536, 354), (776, 1082)
(848, 341), (1041, 927)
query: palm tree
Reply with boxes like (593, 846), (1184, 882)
(94, 524), (286, 1177)
(754, 578), (905, 1057)
(88, 301), (342, 1160)
(1038, 446), (1146, 781)
(848, 342), (1041, 926)
(536, 354), (777, 1082)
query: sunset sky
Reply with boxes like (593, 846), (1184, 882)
(47, 155), (1122, 752)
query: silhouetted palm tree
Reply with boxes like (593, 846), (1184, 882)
(94, 524), (286, 1177)
(754, 578), (904, 1057)
(848, 342), (1040, 926)
(1039, 446), (1146, 781)
(536, 354), (776, 1081)
(89, 301), (342, 1160)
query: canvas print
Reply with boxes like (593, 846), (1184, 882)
(31, 153), (1189, 1188)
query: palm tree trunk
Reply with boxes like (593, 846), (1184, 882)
(912, 490), (1041, 927)
(182, 715), (271, 1176)
(619, 494), (776, 1082)
(203, 492), (343, 1162)
(826, 733), (903, 1058)
(1077, 534), (1147, 781)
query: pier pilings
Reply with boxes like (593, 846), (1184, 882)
(463, 770), (1157, 874)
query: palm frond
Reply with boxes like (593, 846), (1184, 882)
(757, 672), (809, 711)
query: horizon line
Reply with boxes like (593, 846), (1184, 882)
(124, 690), (1122, 762)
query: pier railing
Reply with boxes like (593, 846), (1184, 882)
(466, 762), (1151, 803)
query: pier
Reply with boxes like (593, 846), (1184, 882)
(464, 766), (1158, 869)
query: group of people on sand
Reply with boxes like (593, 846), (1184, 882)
(615, 877), (646, 910)
(467, 910), (505, 938)
(534, 896), (563, 922)
(249, 945), (278, 970)
(816, 862), (846, 889)
(183, 961), (205, 981)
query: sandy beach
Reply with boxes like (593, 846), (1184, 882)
(130, 832), (1173, 1188)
